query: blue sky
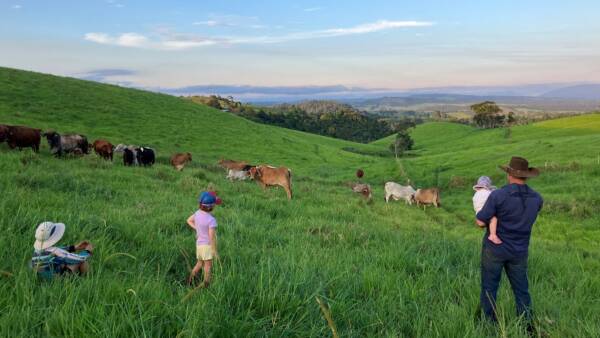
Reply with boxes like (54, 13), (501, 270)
(2, 0), (600, 92)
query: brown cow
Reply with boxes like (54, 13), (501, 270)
(414, 188), (441, 208)
(171, 152), (192, 171)
(218, 158), (249, 171)
(6, 125), (41, 152)
(92, 139), (113, 161)
(0, 124), (9, 143)
(248, 165), (293, 200)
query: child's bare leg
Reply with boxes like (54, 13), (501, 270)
(488, 216), (502, 244)
(188, 261), (203, 285)
(202, 260), (213, 287)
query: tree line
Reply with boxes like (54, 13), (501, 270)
(188, 96), (404, 144)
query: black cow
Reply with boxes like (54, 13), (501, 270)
(0, 124), (9, 143)
(123, 148), (135, 166)
(136, 147), (155, 167)
(43, 131), (89, 157)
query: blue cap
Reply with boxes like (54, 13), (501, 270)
(198, 191), (217, 206)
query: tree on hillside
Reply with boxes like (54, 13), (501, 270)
(507, 111), (516, 125)
(205, 96), (222, 109)
(432, 111), (448, 120)
(390, 118), (416, 133)
(389, 131), (414, 158)
(471, 101), (505, 128)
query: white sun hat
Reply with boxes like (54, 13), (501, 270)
(34, 222), (65, 251)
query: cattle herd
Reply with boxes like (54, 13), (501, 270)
(0, 124), (161, 167)
(2, 123), (440, 204)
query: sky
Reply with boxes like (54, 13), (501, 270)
(1, 0), (600, 94)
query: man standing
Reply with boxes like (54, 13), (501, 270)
(476, 156), (543, 329)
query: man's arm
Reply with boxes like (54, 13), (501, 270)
(49, 247), (90, 265)
(476, 219), (486, 228)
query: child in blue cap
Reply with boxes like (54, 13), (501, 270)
(186, 191), (221, 286)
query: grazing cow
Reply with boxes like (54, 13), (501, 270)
(414, 188), (441, 208)
(227, 169), (249, 181)
(0, 124), (9, 143)
(6, 125), (41, 152)
(356, 169), (364, 179)
(92, 139), (114, 161)
(123, 148), (135, 166)
(114, 144), (139, 165)
(114, 144), (129, 153)
(136, 147), (155, 167)
(218, 159), (249, 171)
(352, 183), (373, 200)
(248, 165), (292, 200)
(43, 131), (89, 157)
(171, 152), (192, 171)
(384, 182), (416, 204)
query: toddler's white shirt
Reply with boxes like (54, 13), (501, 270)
(473, 189), (492, 214)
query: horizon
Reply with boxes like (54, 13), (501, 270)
(2, 1), (600, 95)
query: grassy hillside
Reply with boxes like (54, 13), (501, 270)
(376, 117), (600, 251)
(1, 67), (599, 337)
(0, 67), (393, 179)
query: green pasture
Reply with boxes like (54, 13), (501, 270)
(1, 67), (599, 337)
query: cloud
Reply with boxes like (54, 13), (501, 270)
(192, 14), (261, 28)
(106, 0), (125, 8)
(85, 32), (148, 47)
(84, 32), (218, 50)
(323, 20), (433, 35)
(161, 84), (406, 102)
(193, 20), (221, 27)
(304, 7), (322, 12)
(167, 84), (355, 95)
(85, 20), (434, 50)
(77, 69), (138, 85)
(12, 4), (22, 9)
(231, 20), (434, 44)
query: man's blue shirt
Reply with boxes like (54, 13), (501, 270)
(476, 183), (543, 256)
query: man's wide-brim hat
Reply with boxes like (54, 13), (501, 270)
(34, 222), (65, 250)
(499, 156), (539, 178)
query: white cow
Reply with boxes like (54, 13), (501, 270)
(351, 183), (372, 200)
(227, 169), (249, 181)
(384, 182), (416, 204)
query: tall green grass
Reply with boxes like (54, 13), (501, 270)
(1, 67), (599, 337)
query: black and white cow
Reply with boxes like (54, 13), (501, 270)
(43, 131), (89, 157)
(136, 147), (155, 167)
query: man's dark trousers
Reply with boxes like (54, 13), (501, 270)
(480, 245), (532, 322)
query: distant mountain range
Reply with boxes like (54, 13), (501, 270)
(161, 83), (600, 107)
(541, 85), (600, 100)
(352, 93), (600, 114)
